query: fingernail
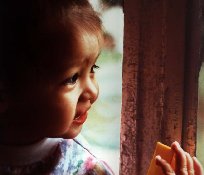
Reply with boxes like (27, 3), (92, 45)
(155, 155), (161, 160)
(192, 156), (198, 162)
(155, 155), (161, 165)
(174, 141), (180, 148)
(192, 157), (202, 165)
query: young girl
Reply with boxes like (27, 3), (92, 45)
(0, 0), (113, 174)
(0, 0), (203, 174)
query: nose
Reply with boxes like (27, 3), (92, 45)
(79, 78), (99, 104)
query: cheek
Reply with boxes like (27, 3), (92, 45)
(37, 93), (77, 136)
(49, 95), (76, 124)
(94, 79), (99, 102)
(49, 96), (76, 122)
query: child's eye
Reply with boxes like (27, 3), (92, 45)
(63, 73), (79, 85)
(90, 64), (99, 73)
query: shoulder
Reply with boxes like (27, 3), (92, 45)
(54, 136), (114, 175)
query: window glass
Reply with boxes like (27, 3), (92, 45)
(197, 0), (204, 167)
(81, 1), (123, 174)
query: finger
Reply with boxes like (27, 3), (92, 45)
(192, 157), (204, 175)
(171, 141), (188, 175)
(156, 155), (175, 175)
(185, 152), (194, 175)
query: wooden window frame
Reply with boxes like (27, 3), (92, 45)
(120, 0), (202, 174)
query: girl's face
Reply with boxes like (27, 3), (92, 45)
(5, 30), (102, 143)
(45, 32), (100, 139)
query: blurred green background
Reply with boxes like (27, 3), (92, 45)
(81, 2), (123, 174)
(81, 50), (122, 174)
(198, 63), (204, 168)
(82, 51), (122, 148)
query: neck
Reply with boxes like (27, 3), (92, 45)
(0, 120), (45, 146)
(0, 137), (61, 166)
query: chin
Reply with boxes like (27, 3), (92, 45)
(61, 125), (83, 139)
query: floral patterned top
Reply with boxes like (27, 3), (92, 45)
(0, 137), (114, 175)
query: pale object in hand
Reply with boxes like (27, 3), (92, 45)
(147, 142), (175, 175)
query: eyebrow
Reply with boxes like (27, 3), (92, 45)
(82, 50), (102, 66)
(61, 51), (101, 72)
(55, 51), (101, 79)
(94, 51), (101, 63)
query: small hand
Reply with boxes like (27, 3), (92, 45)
(155, 141), (204, 175)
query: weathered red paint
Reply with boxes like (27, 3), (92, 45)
(120, 0), (201, 174)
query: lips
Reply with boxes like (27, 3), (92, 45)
(73, 111), (88, 125)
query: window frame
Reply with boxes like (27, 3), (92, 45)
(120, 0), (202, 174)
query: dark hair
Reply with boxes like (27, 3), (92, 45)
(0, 0), (102, 95)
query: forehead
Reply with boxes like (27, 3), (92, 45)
(39, 10), (103, 68)
(68, 31), (102, 65)
(41, 29), (103, 77)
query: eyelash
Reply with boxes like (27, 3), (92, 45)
(63, 64), (99, 85)
(91, 64), (99, 73)
(63, 73), (79, 85)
